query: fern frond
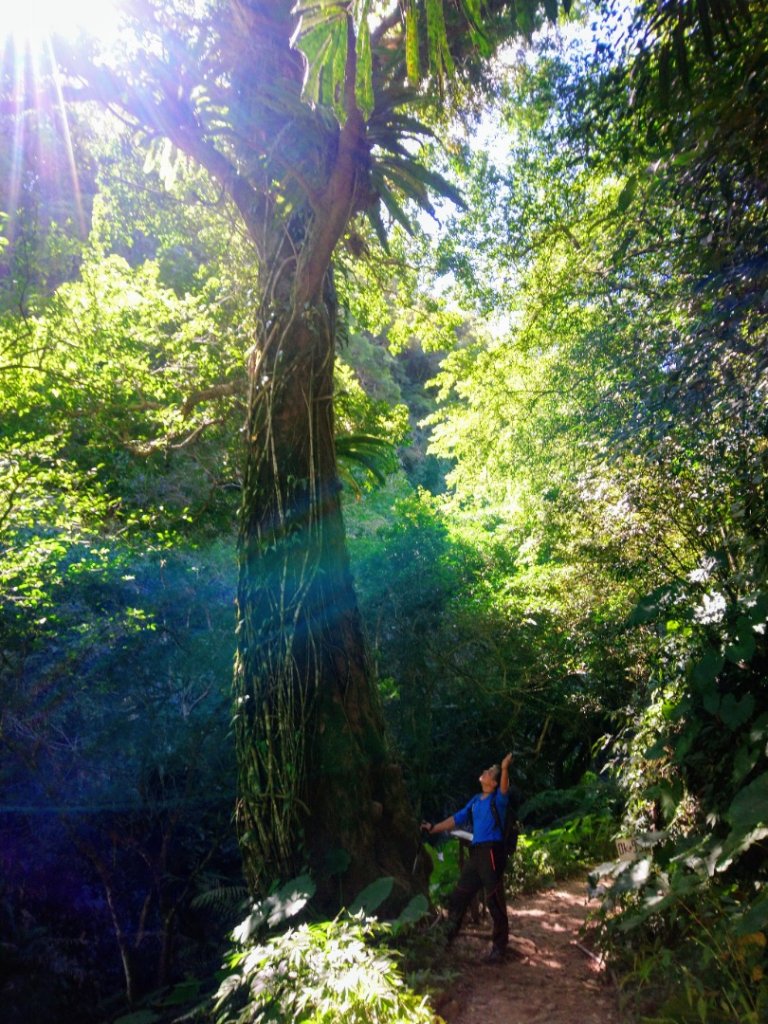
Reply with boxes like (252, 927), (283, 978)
(190, 884), (249, 913)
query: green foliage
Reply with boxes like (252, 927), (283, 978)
(0, 247), (244, 570)
(595, 884), (768, 1023)
(594, 582), (768, 1014)
(499, 771), (622, 893)
(408, 9), (768, 1017)
(1, 534), (240, 1016)
(214, 876), (434, 1024)
(216, 916), (435, 1024)
(3, 1), (767, 1019)
(423, 840), (463, 905)
(511, 814), (617, 894)
(519, 771), (621, 828)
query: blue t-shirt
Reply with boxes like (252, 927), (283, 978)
(453, 789), (509, 845)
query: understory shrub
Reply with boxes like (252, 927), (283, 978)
(215, 916), (436, 1024)
(214, 875), (436, 1024)
(509, 812), (617, 895)
(594, 583), (768, 1022)
(593, 878), (768, 1023)
(519, 771), (621, 828)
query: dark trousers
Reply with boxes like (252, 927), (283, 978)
(446, 842), (508, 950)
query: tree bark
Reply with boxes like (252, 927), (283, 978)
(233, 263), (426, 907)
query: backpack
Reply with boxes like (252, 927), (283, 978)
(492, 788), (521, 859)
(468, 785), (522, 861)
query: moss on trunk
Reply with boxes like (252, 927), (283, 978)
(233, 272), (426, 909)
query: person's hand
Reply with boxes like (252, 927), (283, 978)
(421, 821), (433, 833)
(501, 752), (513, 770)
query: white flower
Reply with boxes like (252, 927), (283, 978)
(693, 591), (727, 624)
(688, 556), (718, 584)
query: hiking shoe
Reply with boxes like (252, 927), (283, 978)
(483, 946), (505, 965)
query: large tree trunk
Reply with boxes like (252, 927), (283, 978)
(233, 266), (426, 907)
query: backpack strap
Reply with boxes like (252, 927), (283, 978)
(490, 792), (503, 836)
(467, 793), (480, 827)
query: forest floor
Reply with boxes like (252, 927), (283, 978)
(433, 878), (627, 1024)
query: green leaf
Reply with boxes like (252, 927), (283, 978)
(612, 857), (652, 899)
(719, 692), (755, 731)
(673, 722), (700, 762)
(425, 0), (455, 80)
(159, 980), (202, 1006)
(300, 27), (336, 107)
(733, 888), (768, 936)
(644, 737), (667, 760)
(732, 742), (760, 784)
(265, 874), (316, 927)
(354, 3), (374, 118)
(648, 780), (683, 821)
(377, 180), (416, 235)
(366, 203), (390, 251)
(231, 874), (315, 943)
(376, 158), (431, 211)
(616, 175), (638, 213)
(746, 593), (768, 627)
(459, 0), (485, 32)
(716, 827), (768, 872)
(294, 10), (350, 118)
(690, 646), (724, 690)
(726, 772), (768, 832)
(405, 160), (466, 209)
(348, 875), (394, 915)
(404, 0), (420, 84)
(392, 893), (429, 932)
(378, 154), (466, 211)
(543, 0), (559, 23)
(725, 615), (756, 663)
(232, 906), (267, 944)
(671, 147), (700, 167)
(628, 584), (675, 625)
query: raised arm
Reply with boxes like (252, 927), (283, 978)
(500, 752), (513, 795)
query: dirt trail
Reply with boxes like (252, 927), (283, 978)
(434, 879), (623, 1024)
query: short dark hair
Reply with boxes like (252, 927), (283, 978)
(487, 764), (501, 782)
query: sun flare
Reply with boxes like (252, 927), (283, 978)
(4, 0), (122, 46)
(1, 0), (126, 249)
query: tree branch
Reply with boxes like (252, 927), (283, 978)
(181, 381), (244, 418)
(62, 64), (272, 262)
(372, 3), (403, 48)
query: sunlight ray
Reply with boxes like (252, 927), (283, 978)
(7, 43), (28, 244)
(44, 37), (87, 237)
(0, 0), (113, 249)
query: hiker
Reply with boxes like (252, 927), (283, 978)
(422, 752), (515, 964)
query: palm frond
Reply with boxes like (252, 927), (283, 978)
(335, 432), (396, 495)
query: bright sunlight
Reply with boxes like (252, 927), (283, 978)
(4, 0), (122, 46)
(2, 0), (125, 248)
